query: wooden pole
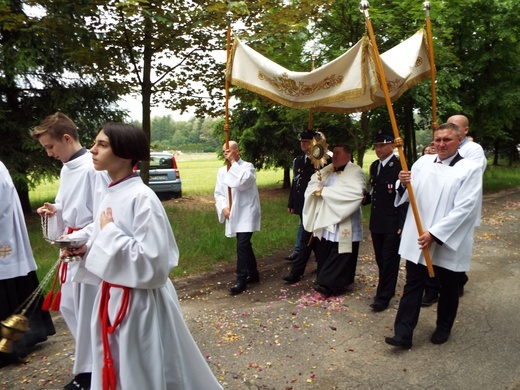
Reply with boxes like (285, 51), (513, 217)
(359, 1), (435, 277)
(308, 54), (316, 130)
(225, 11), (233, 209)
(423, 1), (438, 134)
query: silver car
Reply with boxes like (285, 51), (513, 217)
(136, 152), (182, 200)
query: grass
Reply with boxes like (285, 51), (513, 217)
(27, 152), (298, 288)
(27, 152), (518, 289)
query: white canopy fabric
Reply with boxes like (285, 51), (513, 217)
(227, 29), (432, 113)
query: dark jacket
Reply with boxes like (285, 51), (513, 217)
(366, 154), (407, 234)
(288, 155), (316, 216)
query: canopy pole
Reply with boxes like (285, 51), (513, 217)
(224, 11), (233, 209)
(423, 1), (438, 134)
(359, 1), (435, 277)
(308, 54), (316, 130)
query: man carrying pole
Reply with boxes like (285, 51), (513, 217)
(385, 122), (482, 347)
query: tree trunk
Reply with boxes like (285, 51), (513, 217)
(493, 140), (499, 166)
(403, 96), (416, 165)
(283, 166), (291, 189)
(17, 187), (32, 214)
(139, 16), (154, 185)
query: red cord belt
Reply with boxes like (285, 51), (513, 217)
(42, 227), (81, 311)
(99, 281), (131, 390)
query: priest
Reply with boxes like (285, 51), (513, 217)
(302, 144), (365, 297)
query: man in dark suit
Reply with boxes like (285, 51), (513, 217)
(364, 131), (406, 312)
(282, 130), (327, 283)
(284, 130), (316, 260)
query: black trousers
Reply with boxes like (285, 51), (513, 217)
(425, 272), (469, 296)
(371, 232), (401, 305)
(394, 261), (462, 341)
(235, 232), (258, 283)
(289, 225), (316, 277)
(316, 238), (359, 293)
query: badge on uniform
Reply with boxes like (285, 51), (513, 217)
(388, 184), (393, 193)
(389, 161), (394, 167)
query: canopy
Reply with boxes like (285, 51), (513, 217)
(227, 29), (431, 114)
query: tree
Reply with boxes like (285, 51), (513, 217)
(437, 0), (520, 165)
(0, 0), (125, 212)
(52, 0), (229, 183)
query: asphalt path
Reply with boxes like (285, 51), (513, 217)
(1, 188), (519, 390)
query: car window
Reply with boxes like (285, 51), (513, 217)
(150, 155), (173, 169)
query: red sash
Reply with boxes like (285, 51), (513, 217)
(99, 281), (131, 390)
(42, 227), (81, 311)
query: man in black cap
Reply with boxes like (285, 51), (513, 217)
(364, 130), (407, 312)
(283, 130), (330, 282)
(284, 130), (317, 261)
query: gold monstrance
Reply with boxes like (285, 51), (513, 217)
(309, 132), (329, 181)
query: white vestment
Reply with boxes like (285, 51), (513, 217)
(214, 159), (261, 237)
(0, 162), (37, 279)
(396, 154), (482, 272)
(459, 138), (487, 172)
(459, 138), (487, 226)
(77, 177), (222, 390)
(302, 163), (365, 253)
(51, 151), (109, 374)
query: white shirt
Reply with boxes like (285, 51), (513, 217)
(214, 159), (261, 237)
(396, 154), (482, 271)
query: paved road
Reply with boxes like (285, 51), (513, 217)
(1, 188), (519, 390)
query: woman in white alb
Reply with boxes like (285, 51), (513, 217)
(69, 123), (222, 390)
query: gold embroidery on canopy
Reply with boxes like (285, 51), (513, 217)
(257, 72), (344, 97)
(387, 79), (405, 92)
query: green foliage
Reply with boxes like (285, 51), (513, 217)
(0, 0), (126, 211)
(483, 164), (520, 193)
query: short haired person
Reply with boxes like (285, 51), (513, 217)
(67, 123), (223, 389)
(302, 144), (365, 297)
(421, 114), (487, 306)
(31, 112), (109, 389)
(282, 130), (331, 284)
(214, 141), (261, 295)
(285, 130), (317, 261)
(364, 131), (407, 312)
(0, 161), (55, 367)
(385, 123), (482, 348)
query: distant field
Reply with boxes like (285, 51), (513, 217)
(33, 149), (516, 203)
(29, 152), (305, 203)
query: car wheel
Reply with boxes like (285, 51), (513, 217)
(173, 190), (182, 199)
(158, 192), (173, 201)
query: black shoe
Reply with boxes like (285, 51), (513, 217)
(421, 292), (439, 307)
(246, 274), (260, 284)
(228, 282), (247, 295)
(314, 284), (333, 297)
(459, 285), (464, 297)
(385, 335), (412, 349)
(64, 373), (91, 390)
(370, 301), (388, 312)
(284, 251), (299, 261)
(282, 274), (301, 284)
(430, 328), (451, 344)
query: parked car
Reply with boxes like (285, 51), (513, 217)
(135, 152), (182, 200)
